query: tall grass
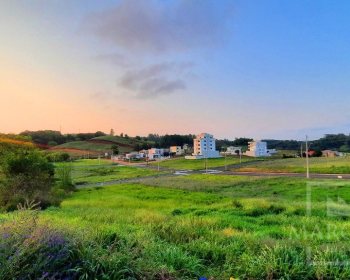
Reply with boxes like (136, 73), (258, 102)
(2, 174), (350, 279)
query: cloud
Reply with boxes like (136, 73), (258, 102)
(84, 0), (233, 53)
(119, 62), (191, 98)
(93, 53), (130, 67)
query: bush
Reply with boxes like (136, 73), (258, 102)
(0, 150), (55, 211)
(45, 152), (70, 162)
(56, 163), (75, 192)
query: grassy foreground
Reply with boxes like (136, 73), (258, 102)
(3, 172), (350, 279)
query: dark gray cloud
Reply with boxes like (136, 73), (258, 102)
(119, 62), (191, 98)
(84, 0), (224, 98)
(84, 0), (233, 53)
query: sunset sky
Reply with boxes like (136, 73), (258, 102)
(1, 0), (349, 140)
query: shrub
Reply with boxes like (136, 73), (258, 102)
(0, 150), (55, 211)
(56, 163), (75, 192)
(171, 209), (183, 216)
(46, 152), (70, 162)
(232, 199), (243, 209)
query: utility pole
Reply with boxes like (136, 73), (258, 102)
(300, 143), (303, 158)
(225, 150), (227, 171)
(205, 139), (208, 174)
(306, 135), (310, 179)
(222, 146), (227, 171)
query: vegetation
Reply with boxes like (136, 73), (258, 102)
(0, 137), (73, 212)
(51, 135), (154, 156)
(45, 151), (70, 162)
(56, 159), (162, 185)
(2, 173), (350, 279)
(234, 157), (350, 174)
(20, 130), (106, 146)
(53, 141), (115, 152)
(151, 156), (261, 170)
(1, 141), (350, 279)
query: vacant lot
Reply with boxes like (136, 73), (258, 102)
(3, 157), (350, 279)
(2, 170), (347, 279)
(152, 156), (261, 170)
(235, 157), (350, 174)
(55, 159), (162, 185)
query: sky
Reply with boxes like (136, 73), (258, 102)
(0, 0), (349, 140)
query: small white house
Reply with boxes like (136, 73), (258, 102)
(224, 146), (242, 155)
(125, 152), (142, 160)
(186, 133), (220, 159)
(245, 141), (276, 157)
(147, 148), (165, 160)
(170, 146), (184, 155)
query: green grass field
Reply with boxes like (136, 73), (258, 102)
(92, 135), (153, 146)
(55, 159), (162, 185)
(235, 157), (350, 174)
(3, 158), (350, 279)
(55, 159), (113, 167)
(151, 156), (261, 170)
(53, 141), (114, 152)
(3, 172), (349, 278)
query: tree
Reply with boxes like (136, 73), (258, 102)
(110, 129), (115, 136)
(94, 131), (106, 137)
(111, 144), (119, 155)
(0, 150), (55, 211)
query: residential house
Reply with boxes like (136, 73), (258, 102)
(322, 150), (340, 157)
(224, 146), (242, 155)
(245, 140), (276, 157)
(170, 146), (184, 156)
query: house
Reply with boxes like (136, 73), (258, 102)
(306, 150), (317, 157)
(185, 133), (220, 159)
(182, 143), (192, 154)
(125, 152), (142, 160)
(245, 140), (276, 157)
(147, 148), (166, 160)
(322, 150), (340, 157)
(170, 146), (184, 156)
(224, 146), (242, 155)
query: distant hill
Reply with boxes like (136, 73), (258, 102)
(50, 135), (153, 156)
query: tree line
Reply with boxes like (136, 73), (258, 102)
(18, 130), (350, 152)
(264, 134), (350, 152)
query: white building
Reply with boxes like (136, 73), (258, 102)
(245, 141), (276, 157)
(147, 148), (165, 160)
(125, 152), (143, 160)
(170, 146), (184, 156)
(186, 133), (220, 159)
(224, 146), (242, 155)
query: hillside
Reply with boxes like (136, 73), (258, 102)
(90, 135), (153, 146)
(50, 135), (153, 156)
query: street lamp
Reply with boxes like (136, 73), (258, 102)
(305, 135), (312, 179)
(221, 146), (227, 171)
